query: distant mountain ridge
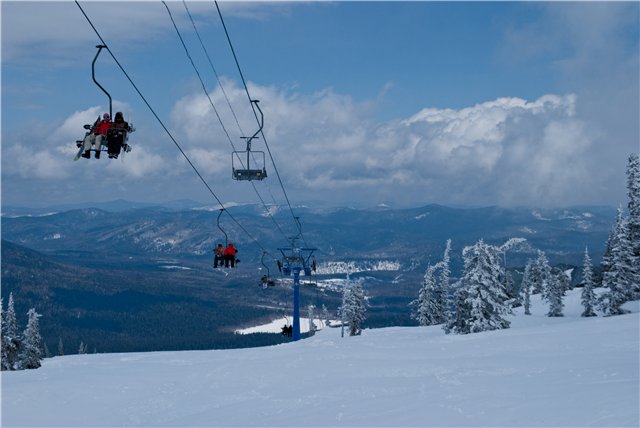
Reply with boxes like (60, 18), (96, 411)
(2, 202), (616, 267)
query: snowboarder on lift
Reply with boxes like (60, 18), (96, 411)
(107, 112), (133, 159)
(213, 244), (225, 269)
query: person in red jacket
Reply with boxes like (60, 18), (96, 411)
(81, 113), (112, 159)
(223, 243), (238, 268)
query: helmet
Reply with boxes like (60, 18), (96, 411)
(103, 113), (111, 120)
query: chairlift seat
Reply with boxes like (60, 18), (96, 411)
(232, 150), (267, 181)
(233, 168), (267, 181)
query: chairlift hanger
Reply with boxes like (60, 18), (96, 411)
(217, 208), (228, 246)
(232, 99), (267, 181)
(92, 45), (112, 119)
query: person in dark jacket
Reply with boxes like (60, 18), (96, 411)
(213, 244), (225, 269)
(107, 112), (132, 159)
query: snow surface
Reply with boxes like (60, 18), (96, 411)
(234, 317), (333, 335)
(2, 290), (638, 427)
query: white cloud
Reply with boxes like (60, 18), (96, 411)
(2, 78), (627, 208)
(166, 78), (616, 207)
(2, 2), (302, 67)
(4, 144), (71, 180)
(104, 145), (166, 179)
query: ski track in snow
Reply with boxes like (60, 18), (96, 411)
(2, 290), (638, 427)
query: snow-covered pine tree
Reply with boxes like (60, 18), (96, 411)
(456, 239), (511, 334)
(78, 341), (87, 354)
(438, 240), (452, 325)
(443, 280), (468, 334)
(601, 226), (615, 287)
(498, 238), (527, 303)
(2, 293), (21, 371)
(411, 265), (440, 326)
(339, 279), (367, 336)
(505, 271), (519, 306)
(19, 309), (43, 369)
(600, 207), (635, 315)
(307, 305), (317, 336)
(581, 247), (597, 317)
(57, 337), (64, 357)
(545, 270), (565, 317)
(521, 260), (534, 315)
(532, 251), (552, 295)
(626, 153), (640, 298)
(321, 304), (331, 327)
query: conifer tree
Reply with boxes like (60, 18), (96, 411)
(339, 280), (367, 336)
(320, 305), (331, 327)
(2, 293), (21, 371)
(438, 240), (452, 325)
(545, 270), (565, 317)
(600, 207), (635, 315)
(307, 305), (317, 336)
(521, 260), (534, 315)
(455, 240), (511, 334)
(58, 337), (64, 357)
(601, 227), (615, 286)
(506, 271), (521, 307)
(411, 265), (440, 326)
(532, 251), (552, 295)
(626, 153), (640, 297)
(581, 247), (597, 317)
(443, 280), (468, 334)
(19, 309), (43, 369)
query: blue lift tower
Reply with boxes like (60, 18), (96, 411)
(278, 240), (317, 341)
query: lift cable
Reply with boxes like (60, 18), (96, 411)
(214, 0), (309, 246)
(75, 0), (267, 254)
(182, 0), (244, 136)
(164, 1), (289, 242)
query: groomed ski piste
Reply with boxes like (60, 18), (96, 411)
(2, 289), (638, 427)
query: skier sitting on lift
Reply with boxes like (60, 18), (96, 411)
(213, 244), (224, 269)
(260, 275), (275, 288)
(81, 113), (111, 159)
(223, 243), (238, 268)
(106, 112), (133, 159)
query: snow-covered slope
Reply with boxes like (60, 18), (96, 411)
(2, 290), (638, 427)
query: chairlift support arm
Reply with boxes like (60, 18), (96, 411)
(92, 45), (112, 119)
(217, 209), (228, 246)
(242, 99), (264, 152)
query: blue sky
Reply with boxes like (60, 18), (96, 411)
(2, 1), (639, 209)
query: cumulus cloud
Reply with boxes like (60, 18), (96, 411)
(166, 79), (617, 207)
(4, 144), (71, 180)
(2, 78), (627, 208)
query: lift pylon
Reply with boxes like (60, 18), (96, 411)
(278, 239), (317, 341)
